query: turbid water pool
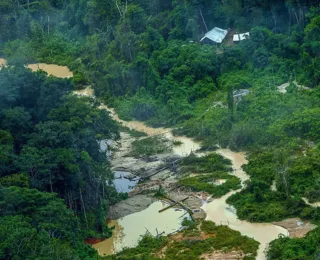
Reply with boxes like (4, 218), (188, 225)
(27, 63), (73, 78)
(0, 58), (73, 78)
(113, 171), (140, 193)
(93, 201), (188, 255)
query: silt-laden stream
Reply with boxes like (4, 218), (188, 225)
(74, 87), (289, 259)
(0, 59), (289, 259)
(204, 149), (288, 259)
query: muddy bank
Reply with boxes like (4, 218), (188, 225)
(302, 197), (320, 208)
(0, 58), (7, 68)
(272, 218), (317, 238)
(200, 250), (245, 260)
(109, 131), (187, 214)
(277, 80), (310, 93)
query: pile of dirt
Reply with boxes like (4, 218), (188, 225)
(272, 218), (317, 238)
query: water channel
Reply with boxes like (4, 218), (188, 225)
(74, 87), (289, 259)
(0, 60), (290, 259)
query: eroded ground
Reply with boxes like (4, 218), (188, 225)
(109, 131), (207, 220)
(272, 218), (317, 238)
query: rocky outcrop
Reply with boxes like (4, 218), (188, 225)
(111, 132), (181, 179)
(108, 195), (154, 219)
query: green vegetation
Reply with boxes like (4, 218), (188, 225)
(180, 153), (232, 173)
(180, 173), (241, 198)
(105, 221), (259, 260)
(1, 0), (320, 258)
(0, 66), (120, 258)
(268, 228), (320, 260)
(0, 186), (98, 260)
(226, 147), (320, 222)
(179, 153), (240, 197)
(130, 136), (173, 157)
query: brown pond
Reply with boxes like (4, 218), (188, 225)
(27, 63), (73, 78)
(0, 58), (73, 78)
(93, 201), (188, 255)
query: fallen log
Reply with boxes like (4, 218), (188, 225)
(163, 195), (195, 221)
(158, 197), (189, 213)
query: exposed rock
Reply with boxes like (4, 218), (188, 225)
(112, 156), (165, 177)
(111, 132), (133, 157)
(108, 195), (153, 219)
(150, 169), (175, 182)
(151, 153), (182, 162)
(109, 131), (204, 221)
(168, 191), (207, 220)
(111, 133), (180, 179)
(272, 218), (317, 238)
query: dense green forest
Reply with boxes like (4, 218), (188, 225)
(0, 66), (120, 259)
(1, 0), (320, 259)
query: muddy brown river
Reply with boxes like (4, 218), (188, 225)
(74, 87), (289, 259)
(0, 58), (292, 258)
(0, 60), (291, 258)
(204, 149), (288, 259)
(75, 89), (200, 157)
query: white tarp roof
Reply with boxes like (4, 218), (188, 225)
(233, 32), (250, 42)
(200, 27), (228, 43)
